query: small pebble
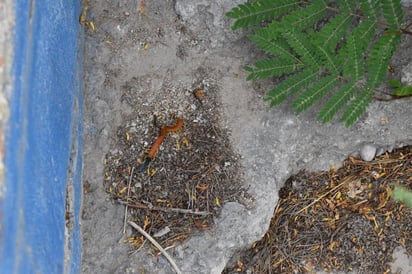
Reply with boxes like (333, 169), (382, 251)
(360, 144), (376, 161)
(153, 226), (171, 238)
(375, 147), (385, 157)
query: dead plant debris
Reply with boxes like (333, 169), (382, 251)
(103, 70), (248, 253)
(224, 146), (412, 274)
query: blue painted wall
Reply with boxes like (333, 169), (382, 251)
(1, 0), (83, 273)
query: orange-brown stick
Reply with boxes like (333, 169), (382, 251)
(147, 118), (184, 159)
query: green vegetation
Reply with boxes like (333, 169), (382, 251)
(227, 0), (407, 126)
(393, 186), (412, 208)
(388, 79), (412, 97)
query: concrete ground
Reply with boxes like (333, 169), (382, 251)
(81, 1), (412, 273)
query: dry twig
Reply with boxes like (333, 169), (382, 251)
(123, 167), (134, 234)
(295, 176), (351, 215)
(118, 200), (212, 216)
(128, 221), (182, 274)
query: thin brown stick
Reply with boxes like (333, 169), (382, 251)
(373, 94), (412, 101)
(123, 166), (134, 234)
(128, 221), (182, 274)
(295, 177), (350, 215)
(118, 200), (212, 216)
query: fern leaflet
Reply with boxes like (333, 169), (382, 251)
(343, 33), (364, 80)
(314, 14), (353, 50)
(247, 29), (298, 63)
(245, 59), (304, 80)
(282, 2), (327, 31)
(283, 29), (322, 68)
(340, 90), (373, 126)
(381, 0), (404, 29)
(359, 0), (380, 20)
(265, 70), (319, 105)
(292, 76), (338, 114)
(353, 20), (376, 51)
(316, 45), (340, 76)
(367, 34), (400, 87)
(339, 0), (357, 14)
(318, 82), (358, 123)
(226, 0), (300, 30)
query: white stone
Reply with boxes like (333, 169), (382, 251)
(360, 144), (377, 161)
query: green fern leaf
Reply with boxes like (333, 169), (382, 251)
(338, 0), (357, 14)
(343, 33), (364, 80)
(316, 45), (340, 76)
(353, 20), (377, 51)
(340, 90), (373, 127)
(283, 29), (321, 68)
(282, 2), (327, 31)
(359, 0), (380, 20)
(292, 75), (338, 114)
(226, 0), (300, 30)
(367, 34), (400, 88)
(381, 0), (403, 29)
(228, 0), (405, 126)
(247, 28), (298, 63)
(314, 14), (353, 50)
(318, 82), (358, 123)
(338, 20), (375, 78)
(265, 70), (319, 105)
(336, 20), (373, 78)
(245, 59), (304, 80)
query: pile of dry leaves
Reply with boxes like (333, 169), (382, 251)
(225, 146), (412, 273)
(103, 72), (247, 252)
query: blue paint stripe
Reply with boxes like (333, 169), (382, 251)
(1, 0), (83, 273)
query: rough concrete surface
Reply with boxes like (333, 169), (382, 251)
(81, 1), (412, 273)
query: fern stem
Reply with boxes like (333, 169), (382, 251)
(325, 5), (359, 19)
(373, 95), (412, 101)
(325, 3), (402, 31)
(400, 21), (412, 35)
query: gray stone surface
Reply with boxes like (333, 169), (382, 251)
(392, 246), (412, 274)
(81, 1), (412, 273)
